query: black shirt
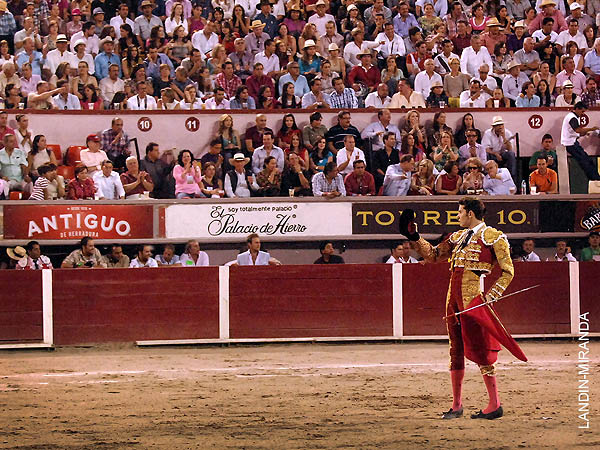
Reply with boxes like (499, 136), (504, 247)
(325, 124), (362, 151)
(314, 255), (345, 264)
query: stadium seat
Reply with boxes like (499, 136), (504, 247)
(9, 191), (22, 200)
(47, 144), (62, 164)
(66, 145), (86, 166)
(56, 165), (75, 180)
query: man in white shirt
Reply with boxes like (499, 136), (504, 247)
(70, 22), (100, 56)
(110, 3), (137, 39)
(254, 38), (281, 78)
(225, 153), (259, 198)
(130, 244), (159, 268)
(520, 238), (541, 262)
(548, 239), (577, 261)
(191, 21), (219, 58)
(80, 133), (108, 176)
(460, 35), (492, 77)
(386, 241), (418, 263)
(14, 17), (42, 54)
(99, 64), (125, 106)
(45, 34), (74, 75)
(560, 101), (600, 180)
(179, 240), (210, 266)
(204, 86), (231, 109)
(251, 131), (285, 174)
(383, 154), (415, 196)
(555, 18), (587, 53)
(474, 64), (497, 96)
(361, 107), (400, 151)
(502, 60), (530, 102)
(531, 16), (559, 46)
(482, 116), (517, 179)
(364, 83), (391, 108)
(458, 129), (487, 168)
(482, 160), (516, 195)
(389, 79), (426, 108)
(126, 80), (157, 110)
(236, 233), (274, 266)
(434, 39), (459, 76)
(414, 58), (443, 99)
(93, 160), (125, 199)
(375, 22), (406, 58)
(308, 0), (334, 36)
(336, 135), (366, 177)
(52, 80), (81, 110)
(459, 79), (489, 107)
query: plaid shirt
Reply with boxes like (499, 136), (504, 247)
(33, 1), (49, 29)
(101, 128), (130, 160)
(0, 11), (17, 35)
(580, 90), (600, 109)
(311, 172), (346, 197)
(328, 88), (359, 109)
(214, 72), (242, 99)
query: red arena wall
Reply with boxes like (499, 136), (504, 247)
(0, 271), (43, 342)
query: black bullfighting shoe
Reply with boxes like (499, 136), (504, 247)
(441, 407), (464, 419)
(470, 406), (503, 420)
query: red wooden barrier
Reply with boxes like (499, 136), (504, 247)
(402, 262), (571, 336)
(0, 271), (43, 342)
(52, 267), (220, 345)
(228, 265), (393, 338)
(579, 262), (600, 332)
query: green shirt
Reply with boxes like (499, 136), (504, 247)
(580, 246), (600, 261)
(529, 150), (557, 171)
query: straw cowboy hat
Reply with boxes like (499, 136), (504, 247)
(513, 20), (525, 29)
(250, 20), (266, 29)
(540, 0), (556, 7)
(303, 39), (317, 49)
(229, 152), (250, 166)
(486, 17), (502, 28)
(492, 116), (505, 126)
(7, 246), (26, 261)
(507, 60), (521, 70)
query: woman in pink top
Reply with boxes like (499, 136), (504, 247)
(173, 149), (202, 198)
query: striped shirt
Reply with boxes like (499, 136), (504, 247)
(328, 88), (359, 109)
(29, 176), (49, 200)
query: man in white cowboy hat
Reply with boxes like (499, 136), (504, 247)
(414, 58), (442, 99)
(244, 19), (270, 57)
(69, 20), (100, 57)
(15, 241), (53, 270)
(375, 20), (406, 59)
(502, 60), (530, 102)
(255, 0), (277, 38)
(308, 0), (334, 36)
(460, 34), (492, 77)
(530, 0), (568, 34)
(71, 39), (95, 75)
(482, 116), (518, 180)
(319, 20), (343, 59)
(44, 34), (73, 74)
(134, 0), (162, 45)
(224, 152), (259, 198)
(192, 20), (219, 58)
(344, 27), (380, 67)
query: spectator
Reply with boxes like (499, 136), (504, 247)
(27, 135), (56, 176)
(136, 0), (163, 47)
(285, 133), (309, 170)
(14, 240), (53, 270)
(459, 130), (487, 169)
(80, 133), (108, 176)
(16, 38), (43, 76)
(281, 152), (312, 197)
(581, 231), (600, 261)
(347, 51), (381, 98)
(278, 81), (301, 108)
(302, 111), (328, 152)
(336, 135), (365, 177)
(503, 60), (530, 103)
(400, 109), (427, 151)
(199, 161), (224, 197)
(0, 2), (17, 45)
(179, 84), (204, 109)
(389, 79), (426, 108)
(548, 239), (577, 261)
(298, 39), (320, 77)
(230, 85), (256, 109)
(442, 57), (470, 104)
(327, 43), (346, 80)
(313, 241), (345, 264)
(0, 133), (30, 194)
(426, 80), (449, 107)
(93, 159), (125, 200)
(520, 238), (541, 261)
(529, 155), (558, 194)
(100, 244), (130, 268)
(454, 113), (482, 148)
(301, 77), (330, 109)
(99, 64), (125, 107)
(414, 58), (443, 99)
(556, 57), (586, 95)
(214, 61), (242, 99)
(94, 37), (121, 80)
(411, 158), (435, 195)
(101, 117), (130, 170)
(560, 101), (600, 180)
(252, 130), (285, 175)
(309, 136), (333, 173)
(482, 116), (517, 180)
(121, 156), (154, 199)
(140, 142), (174, 199)
(459, 78), (488, 108)
(344, 159), (375, 196)
(529, 0), (567, 34)
(180, 239), (210, 266)
(433, 131), (459, 172)
(555, 79), (580, 106)
(80, 83), (103, 110)
(66, 164), (96, 200)
(225, 152), (259, 198)
(361, 109), (400, 153)
(243, 20), (269, 57)
(529, 134), (558, 171)
(61, 237), (106, 268)
(364, 83), (391, 108)
(236, 233), (277, 266)
(278, 61), (309, 97)
(246, 62), (274, 102)
(344, 27), (379, 68)
(173, 149), (202, 198)
(319, 21), (343, 59)
(111, 3), (135, 39)
(312, 161), (346, 198)
(580, 76), (600, 108)
(485, 87), (511, 108)
(156, 243), (181, 266)
(516, 81), (541, 107)
(325, 110), (362, 155)
(460, 34), (493, 77)
(127, 80), (158, 110)
(45, 34), (73, 75)
(383, 154), (415, 196)
(0, 111), (13, 147)
(130, 244), (159, 268)
(483, 160), (516, 195)
(328, 76), (358, 109)
(513, 37), (541, 76)
(435, 160), (462, 195)
(244, 113), (272, 154)
(256, 154), (281, 196)
(387, 241), (418, 264)
(28, 162), (57, 200)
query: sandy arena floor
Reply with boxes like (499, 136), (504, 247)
(0, 341), (598, 449)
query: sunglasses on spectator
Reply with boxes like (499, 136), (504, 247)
(468, 166), (479, 170)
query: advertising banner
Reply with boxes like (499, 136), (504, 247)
(3, 205), (154, 240)
(574, 200), (600, 232)
(165, 203), (352, 239)
(352, 201), (540, 235)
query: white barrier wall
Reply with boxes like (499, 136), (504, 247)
(12, 108), (600, 159)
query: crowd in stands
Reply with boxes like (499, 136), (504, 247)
(4, 231), (600, 270)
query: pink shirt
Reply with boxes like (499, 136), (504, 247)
(173, 164), (202, 195)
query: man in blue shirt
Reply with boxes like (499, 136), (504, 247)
(254, 1), (277, 39)
(278, 62), (309, 97)
(94, 37), (121, 80)
(393, 1), (420, 38)
(0, 2), (17, 50)
(15, 37), (44, 75)
(383, 154), (415, 196)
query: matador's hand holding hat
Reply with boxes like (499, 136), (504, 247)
(398, 209), (420, 241)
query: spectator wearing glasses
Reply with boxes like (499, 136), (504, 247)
(458, 130), (487, 169)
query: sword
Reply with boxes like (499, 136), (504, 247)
(443, 284), (541, 321)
